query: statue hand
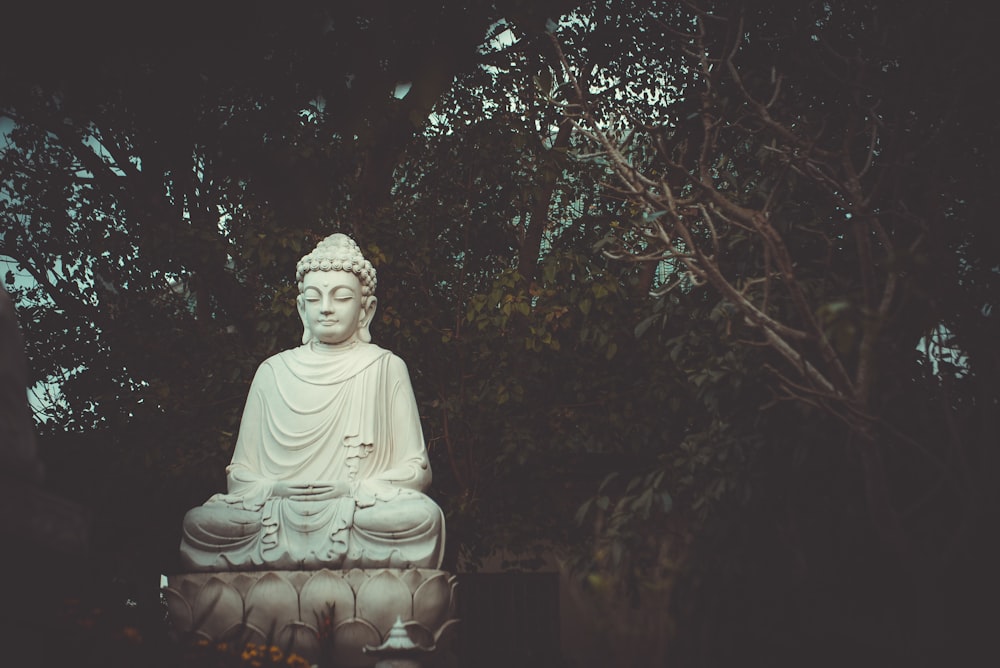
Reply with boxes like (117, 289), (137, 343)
(272, 481), (351, 501)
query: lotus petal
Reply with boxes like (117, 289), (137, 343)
(434, 617), (461, 645)
(398, 568), (425, 594)
(191, 576), (244, 640)
(330, 618), (380, 668)
(356, 570), (412, 636)
(402, 620), (435, 649)
(229, 573), (257, 598)
(245, 572), (299, 639)
(241, 624), (268, 647)
(300, 569), (356, 631)
(162, 586), (193, 633)
(412, 571), (452, 631)
(279, 621), (322, 664)
(343, 567), (370, 593)
(286, 571), (313, 590)
(170, 573), (204, 602)
(270, 620), (319, 661)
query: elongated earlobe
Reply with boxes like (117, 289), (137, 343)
(359, 296), (377, 343)
(297, 294), (312, 344)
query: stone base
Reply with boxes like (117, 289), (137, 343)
(164, 568), (458, 668)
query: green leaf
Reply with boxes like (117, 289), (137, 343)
(634, 314), (659, 338)
(658, 491), (673, 513)
(598, 472), (620, 492)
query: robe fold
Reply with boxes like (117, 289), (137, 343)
(180, 342), (445, 571)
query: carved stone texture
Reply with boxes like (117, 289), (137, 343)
(165, 568), (459, 668)
(179, 234), (445, 573)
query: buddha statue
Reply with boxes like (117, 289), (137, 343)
(179, 234), (445, 572)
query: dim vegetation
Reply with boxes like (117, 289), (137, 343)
(2, 1), (997, 666)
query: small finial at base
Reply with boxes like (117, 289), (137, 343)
(364, 616), (435, 668)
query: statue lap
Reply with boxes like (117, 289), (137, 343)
(181, 489), (444, 571)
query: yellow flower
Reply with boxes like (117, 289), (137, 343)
(242, 643), (262, 661)
(285, 654), (311, 668)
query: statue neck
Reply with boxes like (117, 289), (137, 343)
(280, 340), (387, 386)
(309, 338), (362, 354)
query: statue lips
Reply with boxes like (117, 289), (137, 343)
(316, 317), (353, 345)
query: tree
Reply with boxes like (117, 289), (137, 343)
(3, 1), (997, 665)
(0, 0), (582, 577)
(547, 0), (999, 664)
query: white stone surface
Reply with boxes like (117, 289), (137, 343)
(180, 234), (445, 571)
(164, 568), (458, 668)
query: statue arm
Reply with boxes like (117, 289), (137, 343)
(362, 355), (432, 492)
(226, 463), (272, 504)
(222, 367), (274, 508)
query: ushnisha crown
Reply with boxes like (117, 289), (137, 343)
(295, 233), (377, 296)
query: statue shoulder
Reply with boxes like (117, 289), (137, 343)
(383, 352), (419, 391)
(356, 346), (412, 382)
(384, 351), (411, 373)
(254, 349), (292, 374)
(240, 351), (286, 390)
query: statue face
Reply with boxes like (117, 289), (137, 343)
(298, 270), (371, 346)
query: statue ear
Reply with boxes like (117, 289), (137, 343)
(359, 296), (377, 344)
(297, 294), (312, 344)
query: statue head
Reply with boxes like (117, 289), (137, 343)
(295, 234), (378, 345)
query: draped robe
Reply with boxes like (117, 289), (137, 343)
(180, 342), (445, 571)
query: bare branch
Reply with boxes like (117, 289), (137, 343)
(858, 119), (879, 179)
(681, 0), (729, 22)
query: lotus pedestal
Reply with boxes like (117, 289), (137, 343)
(164, 568), (458, 668)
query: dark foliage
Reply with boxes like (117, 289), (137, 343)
(1, 1), (997, 666)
